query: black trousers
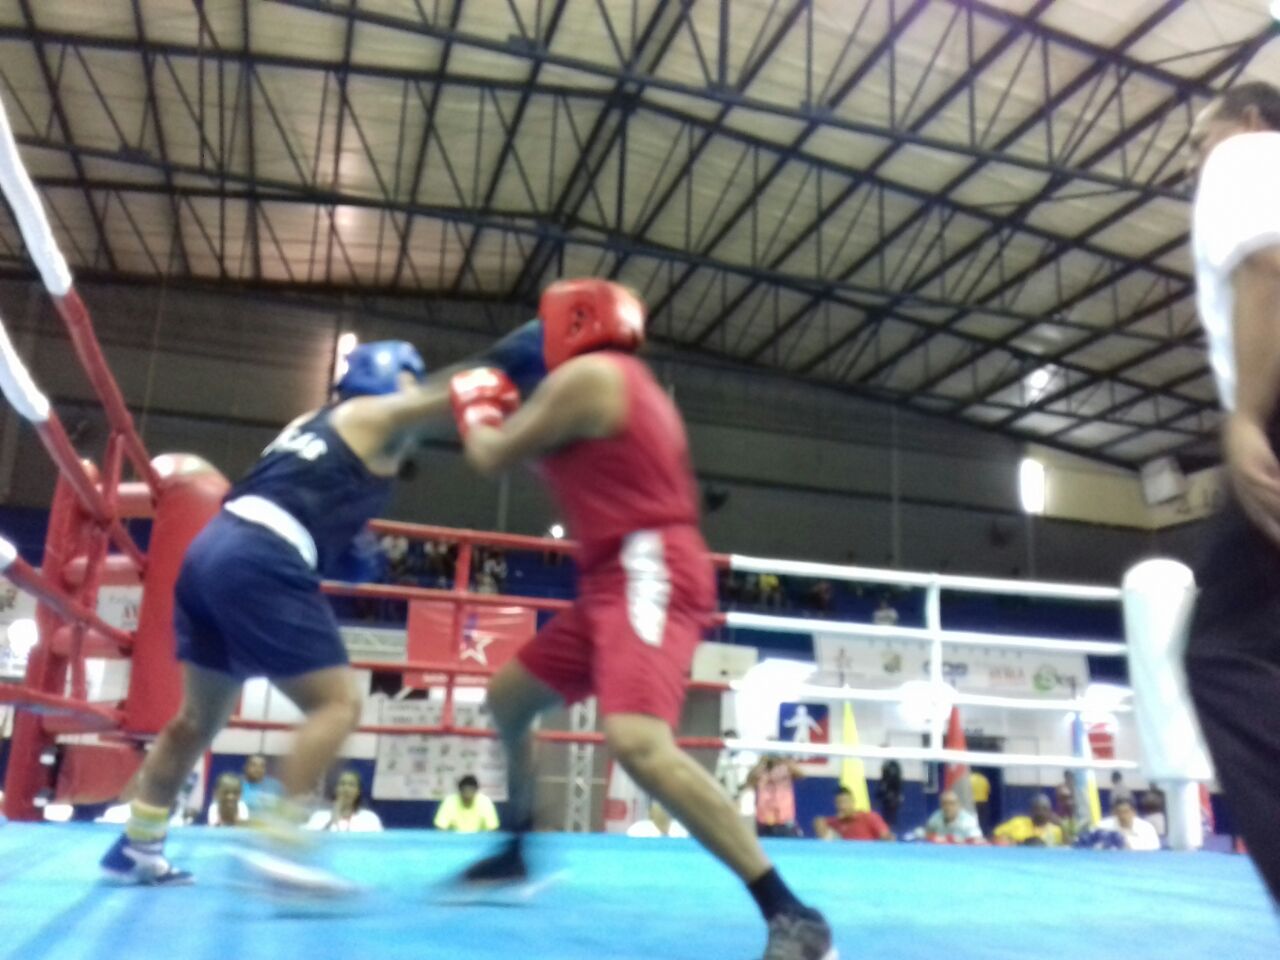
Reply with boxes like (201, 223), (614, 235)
(1186, 495), (1280, 902)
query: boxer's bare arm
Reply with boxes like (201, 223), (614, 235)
(462, 355), (626, 476)
(329, 373), (457, 472)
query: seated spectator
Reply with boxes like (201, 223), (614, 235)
(207, 773), (249, 827)
(919, 790), (983, 843)
(806, 580), (834, 614)
(993, 794), (1065, 847)
(1052, 782), (1081, 845)
(626, 801), (689, 838)
(1088, 797), (1161, 851)
(814, 787), (893, 842)
(306, 769), (383, 832)
(240, 753), (282, 814)
(757, 572), (783, 610)
(873, 597), (899, 626)
(748, 756), (804, 838)
(1139, 790), (1167, 838)
(434, 775), (500, 833)
(476, 549), (507, 594)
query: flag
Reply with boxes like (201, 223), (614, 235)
(942, 706), (975, 812)
(1071, 712), (1103, 827)
(839, 701), (871, 812)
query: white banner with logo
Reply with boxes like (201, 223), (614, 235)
(814, 633), (1090, 697)
(371, 698), (508, 802)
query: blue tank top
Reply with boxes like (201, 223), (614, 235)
(228, 407), (394, 576)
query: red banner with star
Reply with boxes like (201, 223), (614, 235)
(405, 601), (537, 690)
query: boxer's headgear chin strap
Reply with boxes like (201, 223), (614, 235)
(538, 279), (646, 371)
(334, 341), (427, 399)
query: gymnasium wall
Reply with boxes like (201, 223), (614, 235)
(0, 279), (1210, 582)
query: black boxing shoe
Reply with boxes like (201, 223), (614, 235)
(459, 836), (529, 887)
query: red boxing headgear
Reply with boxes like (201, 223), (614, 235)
(538, 278), (646, 371)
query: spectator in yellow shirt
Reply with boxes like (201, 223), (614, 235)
(434, 775), (500, 833)
(993, 794), (1065, 847)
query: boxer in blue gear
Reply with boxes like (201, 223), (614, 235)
(102, 340), (445, 892)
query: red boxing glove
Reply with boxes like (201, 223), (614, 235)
(450, 367), (520, 439)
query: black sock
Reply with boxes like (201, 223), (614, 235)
(747, 868), (803, 921)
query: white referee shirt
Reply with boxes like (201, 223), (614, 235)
(1192, 131), (1280, 410)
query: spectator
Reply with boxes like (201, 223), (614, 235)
(748, 756), (803, 837)
(306, 769), (383, 832)
(1093, 797), (1161, 851)
(971, 770), (993, 835)
(757, 572), (783, 610)
(626, 801), (689, 838)
(1053, 783), (1081, 845)
(207, 773), (249, 827)
(993, 794), (1065, 847)
(1109, 771), (1134, 807)
(434, 774), (500, 833)
(381, 534), (409, 579)
(1139, 790), (1168, 838)
(476, 549), (507, 594)
(873, 597), (899, 626)
(739, 574), (761, 607)
(877, 759), (904, 832)
(805, 580), (834, 614)
(715, 730), (757, 828)
(919, 790), (983, 843)
(240, 753), (282, 813)
(815, 787), (893, 841)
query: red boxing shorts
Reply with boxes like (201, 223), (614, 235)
(517, 525), (715, 727)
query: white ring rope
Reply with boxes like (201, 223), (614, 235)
(725, 612), (1127, 656)
(0, 309), (49, 423)
(730, 554), (1122, 601)
(0, 93), (72, 296)
(725, 737), (1140, 771)
(763, 682), (1134, 714)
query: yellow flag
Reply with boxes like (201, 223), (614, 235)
(840, 701), (871, 812)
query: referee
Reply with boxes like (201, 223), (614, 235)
(1185, 81), (1280, 903)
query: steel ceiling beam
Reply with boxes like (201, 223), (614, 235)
(747, 0), (1191, 369)
(448, 0), (569, 295)
(268, 0), (1185, 201)
(624, 0), (930, 321)
(15, 0), (116, 272)
(688, 0), (1056, 353)
(871, 26), (1271, 405)
(505, 0), (686, 300)
(0, 22), (1198, 293)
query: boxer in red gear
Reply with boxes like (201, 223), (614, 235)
(451, 278), (835, 960)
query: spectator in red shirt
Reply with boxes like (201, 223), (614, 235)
(814, 787), (893, 841)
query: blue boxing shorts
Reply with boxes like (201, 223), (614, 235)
(174, 511), (349, 679)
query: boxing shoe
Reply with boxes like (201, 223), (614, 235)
(100, 834), (194, 886)
(458, 835), (529, 887)
(761, 907), (837, 960)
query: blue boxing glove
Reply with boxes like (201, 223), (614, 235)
(475, 319), (547, 397)
(325, 526), (387, 583)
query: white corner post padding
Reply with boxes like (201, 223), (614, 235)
(0, 310), (50, 422)
(0, 93), (72, 296)
(1123, 558), (1213, 851)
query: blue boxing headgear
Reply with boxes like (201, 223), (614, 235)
(335, 341), (427, 399)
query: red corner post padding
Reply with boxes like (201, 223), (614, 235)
(123, 456), (228, 735)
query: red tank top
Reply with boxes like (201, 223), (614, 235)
(539, 353), (700, 566)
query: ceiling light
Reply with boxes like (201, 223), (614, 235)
(548, 523), (565, 540)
